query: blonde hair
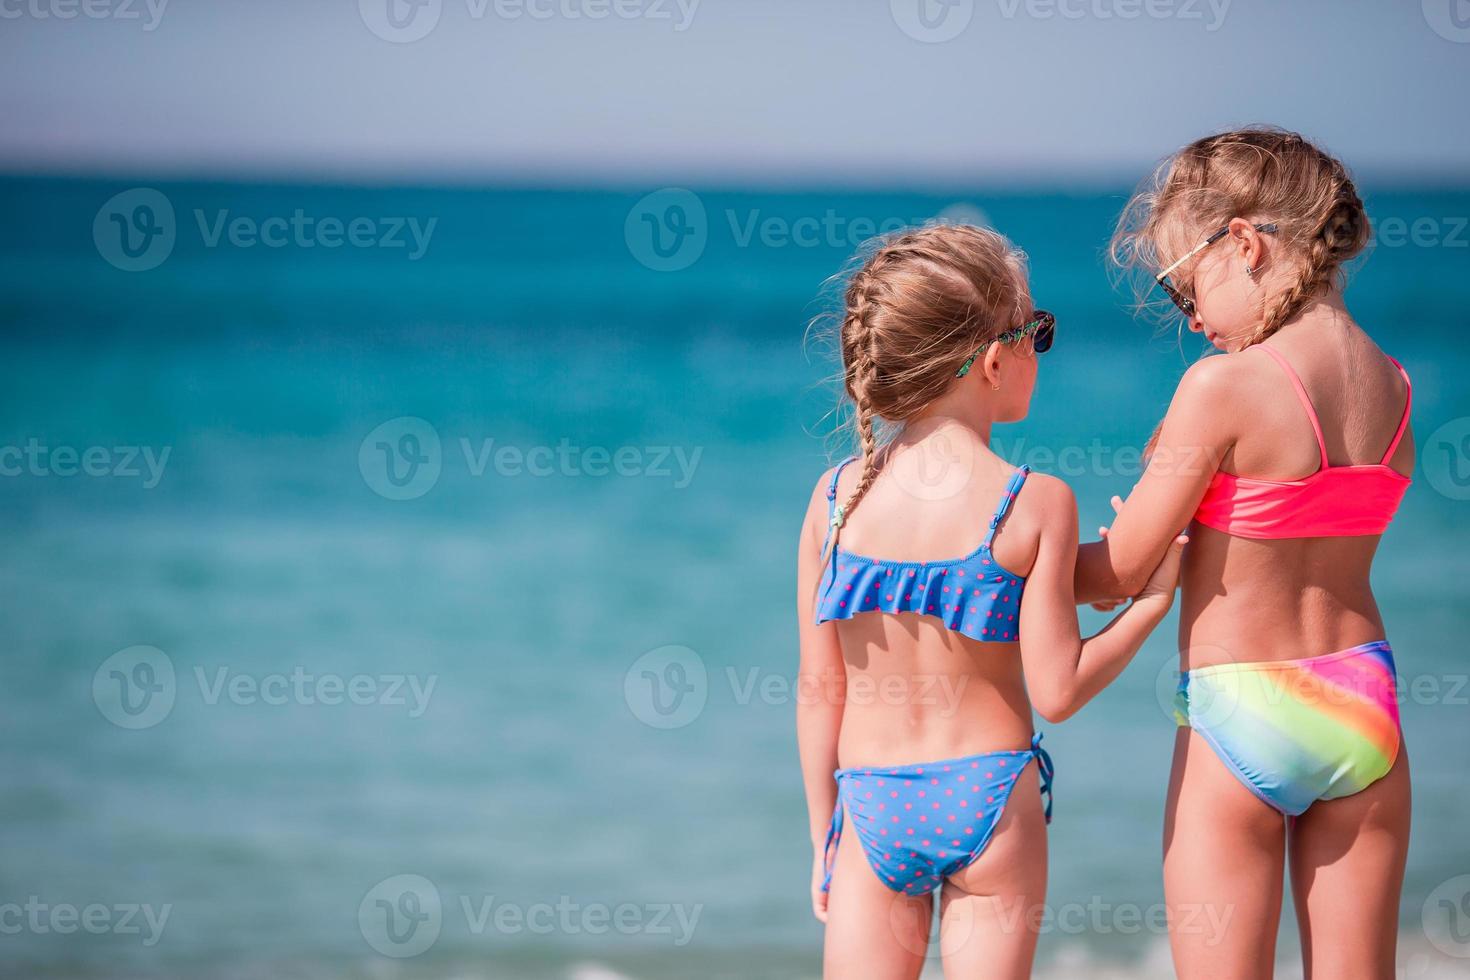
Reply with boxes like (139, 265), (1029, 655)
(1112, 126), (1370, 350)
(818, 223), (1029, 580)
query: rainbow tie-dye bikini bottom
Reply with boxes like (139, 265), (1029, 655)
(1173, 640), (1401, 816)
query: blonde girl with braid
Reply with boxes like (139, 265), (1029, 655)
(795, 223), (1187, 979)
(1077, 128), (1415, 979)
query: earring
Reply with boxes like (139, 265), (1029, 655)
(991, 381), (1001, 391)
(1245, 262), (1258, 280)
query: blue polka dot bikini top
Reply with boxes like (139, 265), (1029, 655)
(814, 457), (1031, 643)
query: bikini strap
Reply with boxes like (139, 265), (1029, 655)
(820, 792), (843, 893)
(819, 456), (859, 569)
(1256, 345), (1329, 468)
(1030, 732), (1054, 823)
(825, 455), (858, 524)
(981, 465), (1031, 549)
(1380, 356), (1413, 465)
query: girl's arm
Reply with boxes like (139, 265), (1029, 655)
(1018, 473), (1187, 723)
(796, 475), (844, 923)
(1074, 357), (1239, 604)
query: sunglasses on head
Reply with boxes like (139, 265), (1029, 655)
(1154, 222), (1278, 317)
(955, 310), (1055, 378)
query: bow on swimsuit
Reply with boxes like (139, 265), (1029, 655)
(814, 458), (1053, 895)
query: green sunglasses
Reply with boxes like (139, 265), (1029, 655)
(956, 310), (1056, 378)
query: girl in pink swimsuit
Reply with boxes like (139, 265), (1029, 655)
(1077, 128), (1415, 979)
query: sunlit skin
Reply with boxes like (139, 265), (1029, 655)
(1074, 219), (1415, 980)
(797, 319), (1187, 980)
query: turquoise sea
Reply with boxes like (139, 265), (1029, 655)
(1, 177), (1468, 978)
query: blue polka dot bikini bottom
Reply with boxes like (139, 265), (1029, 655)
(821, 733), (1054, 896)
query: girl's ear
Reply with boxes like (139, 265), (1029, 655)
(982, 343), (1005, 388)
(1228, 217), (1268, 271)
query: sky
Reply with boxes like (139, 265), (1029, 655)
(2, 0), (1468, 186)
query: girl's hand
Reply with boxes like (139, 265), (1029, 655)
(1136, 531), (1189, 604)
(810, 851), (830, 923)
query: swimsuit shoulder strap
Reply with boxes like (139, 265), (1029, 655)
(1256, 344), (1329, 468)
(982, 465), (1031, 549)
(821, 456), (859, 558)
(826, 455), (858, 519)
(1380, 356), (1413, 465)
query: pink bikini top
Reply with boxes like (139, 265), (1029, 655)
(1193, 345), (1412, 539)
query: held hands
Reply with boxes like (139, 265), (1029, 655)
(1136, 531), (1188, 605)
(1090, 493), (1187, 611)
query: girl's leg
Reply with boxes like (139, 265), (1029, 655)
(1163, 728), (1286, 980)
(1288, 748), (1411, 980)
(823, 806), (933, 980)
(938, 763), (1048, 980)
